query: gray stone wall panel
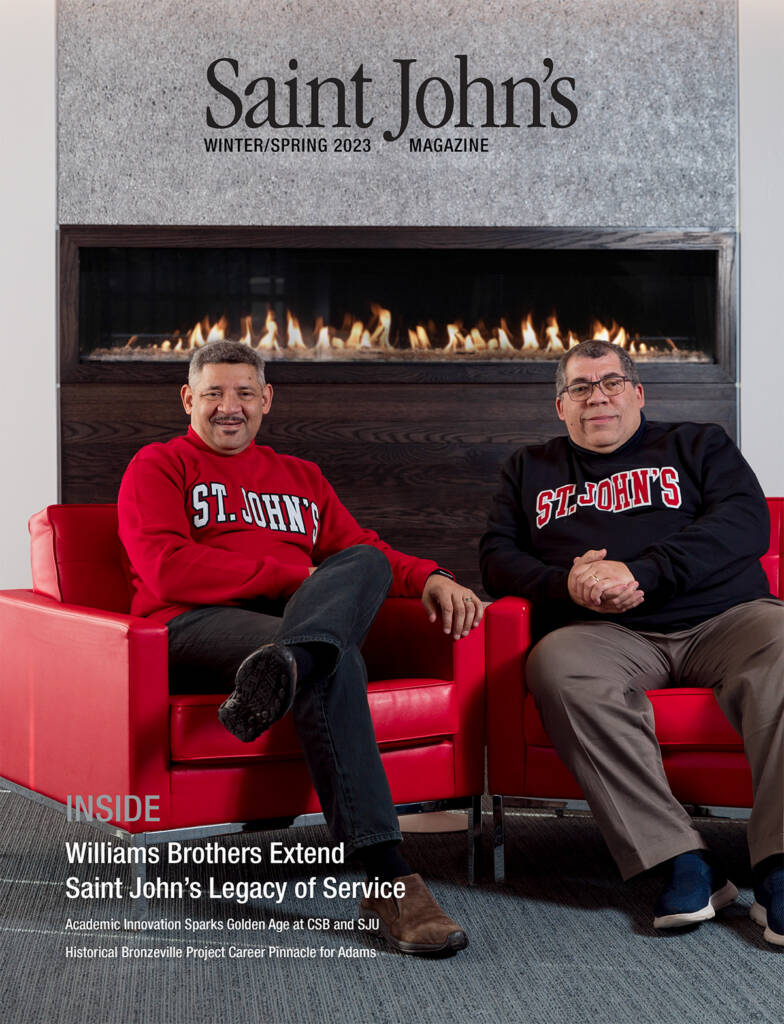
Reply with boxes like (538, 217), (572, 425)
(57, 0), (737, 227)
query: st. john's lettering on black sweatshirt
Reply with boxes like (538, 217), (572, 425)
(479, 418), (772, 637)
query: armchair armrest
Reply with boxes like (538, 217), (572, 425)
(362, 597), (485, 795)
(362, 597), (461, 680)
(485, 596), (533, 793)
(0, 590), (171, 824)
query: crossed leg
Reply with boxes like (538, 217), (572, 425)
(167, 544), (401, 854)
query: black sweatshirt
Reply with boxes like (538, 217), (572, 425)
(479, 417), (772, 637)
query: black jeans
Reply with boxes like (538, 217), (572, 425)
(167, 545), (402, 856)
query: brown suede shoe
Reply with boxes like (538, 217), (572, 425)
(359, 873), (468, 955)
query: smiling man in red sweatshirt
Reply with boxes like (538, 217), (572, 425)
(118, 339), (482, 956)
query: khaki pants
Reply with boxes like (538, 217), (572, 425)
(526, 598), (784, 879)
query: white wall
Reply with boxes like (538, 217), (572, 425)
(0, 2), (781, 589)
(738, 0), (784, 494)
(0, 1), (57, 586)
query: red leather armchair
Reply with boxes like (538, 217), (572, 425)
(0, 504), (484, 878)
(485, 497), (783, 880)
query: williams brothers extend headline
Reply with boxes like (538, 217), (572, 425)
(64, 840), (405, 904)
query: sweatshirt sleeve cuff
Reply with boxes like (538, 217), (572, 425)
(624, 558), (661, 596)
(547, 569), (571, 601)
(427, 567), (456, 582)
(408, 561), (441, 596)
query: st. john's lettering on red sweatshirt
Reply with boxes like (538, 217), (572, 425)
(118, 427), (439, 622)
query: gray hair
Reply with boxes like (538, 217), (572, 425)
(555, 339), (640, 395)
(188, 339), (266, 388)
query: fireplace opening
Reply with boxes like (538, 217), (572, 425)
(79, 244), (717, 364)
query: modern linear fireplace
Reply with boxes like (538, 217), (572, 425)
(58, 225), (737, 592)
(77, 243), (719, 366)
(61, 226), (735, 378)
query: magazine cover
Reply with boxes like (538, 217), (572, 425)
(1, 2), (782, 1023)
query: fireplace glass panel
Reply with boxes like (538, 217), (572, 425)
(79, 247), (717, 363)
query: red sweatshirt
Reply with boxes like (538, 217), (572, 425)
(118, 427), (440, 622)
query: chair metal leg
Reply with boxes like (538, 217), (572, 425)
(466, 795), (482, 884)
(492, 795), (505, 883)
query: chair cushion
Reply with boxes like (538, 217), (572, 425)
(522, 745), (752, 807)
(168, 743), (458, 829)
(170, 677), (459, 763)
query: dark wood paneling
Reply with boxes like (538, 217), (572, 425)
(60, 380), (737, 595)
(60, 225), (738, 250)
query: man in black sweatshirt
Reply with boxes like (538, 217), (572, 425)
(480, 339), (783, 945)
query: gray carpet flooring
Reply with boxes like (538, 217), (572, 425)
(0, 789), (779, 1024)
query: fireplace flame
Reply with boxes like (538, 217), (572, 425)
(409, 325), (431, 350)
(238, 316), (253, 347)
(470, 328), (487, 351)
(591, 320), (610, 342)
(286, 311), (306, 349)
(346, 320), (364, 349)
(545, 316), (564, 353)
(611, 325), (627, 348)
(129, 304), (672, 361)
(521, 316), (539, 350)
(205, 316), (227, 344)
(315, 322), (332, 351)
(497, 319), (514, 351)
(258, 309), (280, 351)
(369, 304), (392, 349)
(189, 322), (205, 349)
(444, 323), (465, 353)
(409, 326), (433, 351)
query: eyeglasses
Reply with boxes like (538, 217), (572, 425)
(559, 374), (631, 402)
